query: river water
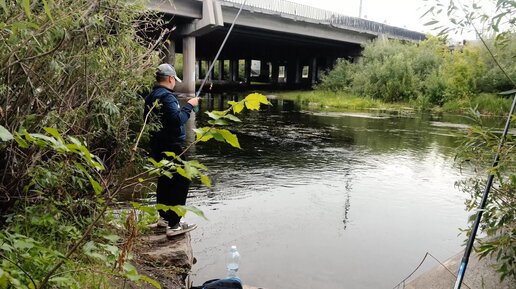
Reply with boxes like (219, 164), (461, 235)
(183, 94), (477, 289)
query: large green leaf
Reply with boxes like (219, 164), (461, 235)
(218, 129), (240, 148)
(0, 125), (13, 141)
(13, 133), (29, 148)
(228, 100), (245, 113)
(176, 166), (191, 180)
(200, 174), (212, 188)
(43, 127), (63, 141)
(193, 128), (214, 142)
(205, 111), (222, 120)
(210, 130), (225, 142)
(244, 93), (270, 111)
(75, 162), (103, 195)
(224, 114), (241, 122)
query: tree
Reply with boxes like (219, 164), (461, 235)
(423, 0), (515, 281)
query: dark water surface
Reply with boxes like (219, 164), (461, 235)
(183, 94), (478, 289)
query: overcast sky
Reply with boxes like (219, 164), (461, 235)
(287, 0), (493, 39)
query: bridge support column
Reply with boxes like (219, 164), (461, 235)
(295, 58), (302, 84)
(218, 60), (224, 81)
(271, 62), (279, 84)
(310, 57), (318, 85)
(260, 61), (270, 82)
(181, 36), (196, 94)
(197, 60), (203, 81)
(286, 59), (296, 85)
(244, 59), (251, 85)
(208, 60), (215, 81)
(230, 59), (239, 82)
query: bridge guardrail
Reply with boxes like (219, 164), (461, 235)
(221, 0), (425, 41)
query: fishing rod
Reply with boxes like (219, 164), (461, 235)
(194, 0), (248, 102)
(453, 91), (516, 289)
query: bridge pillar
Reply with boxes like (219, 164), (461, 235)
(286, 59), (296, 85)
(197, 60), (203, 81)
(309, 57), (318, 85)
(207, 60), (215, 81)
(244, 59), (251, 85)
(230, 59), (239, 82)
(294, 58), (302, 84)
(218, 60), (224, 81)
(180, 36), (196, 94)
(260, 61), (270, 82)
(271, 62), (279, 84)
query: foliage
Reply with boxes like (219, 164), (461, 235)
(440, 46), (484, 102)
(423, 0), (516, 281)
(317, 34), (514, 110)
(456, 111), (516, 281)
(317, 59), (354, 92)
(0, 0), (165, 284)
(276, 90), (412, 112)
(422, 0), (515, 43)
(0, 90), (270, 288)
(0, 0), (271, 288)
(476, 34), (516, 92)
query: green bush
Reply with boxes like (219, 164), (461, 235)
(441, 47), (484, 101)
(317, 35), (514, 110)
(350, 40), (420, 102)
(0, 0), (162, 287)
(317, 59), (354, 92)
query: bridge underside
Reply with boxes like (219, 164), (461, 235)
(158, 14), (362, 93)
(146, 0), (424, 93)
(175, 25), (361, 62)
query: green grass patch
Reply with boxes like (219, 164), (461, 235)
(275, 90), (512, 116)
(275, 90), (413, 112)
(441, 93), (513, 115)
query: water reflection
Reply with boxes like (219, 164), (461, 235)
(184, 93), (476, 289)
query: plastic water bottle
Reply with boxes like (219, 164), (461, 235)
(225, 245), (240, 278)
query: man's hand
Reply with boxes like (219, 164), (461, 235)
(188, 97), (199, 107)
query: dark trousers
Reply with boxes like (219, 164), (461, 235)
(151, 141), (191, 228)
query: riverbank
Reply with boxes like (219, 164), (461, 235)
(274, 90), (513, 116)
(404, 250), (514, 288)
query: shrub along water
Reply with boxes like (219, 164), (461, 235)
(0, 0), (164, 288)
(0, 1), (270, 287)
(317, 35), (515, 113)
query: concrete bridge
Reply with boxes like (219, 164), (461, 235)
(148, 0), (426, 93)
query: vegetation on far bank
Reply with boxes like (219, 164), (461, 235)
(276, 90), (514, 116)
(312, 34), (515, 116)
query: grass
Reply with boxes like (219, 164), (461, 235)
(274, 90), (513, 116)
(441, 93), (514, 115)
(275, 90), (413, 112)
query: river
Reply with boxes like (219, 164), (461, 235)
(183, 93), (477, 289)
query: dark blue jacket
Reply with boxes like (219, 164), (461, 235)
(144, 85), (193, 146)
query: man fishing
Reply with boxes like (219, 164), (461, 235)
(144, 63), (199, 237)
